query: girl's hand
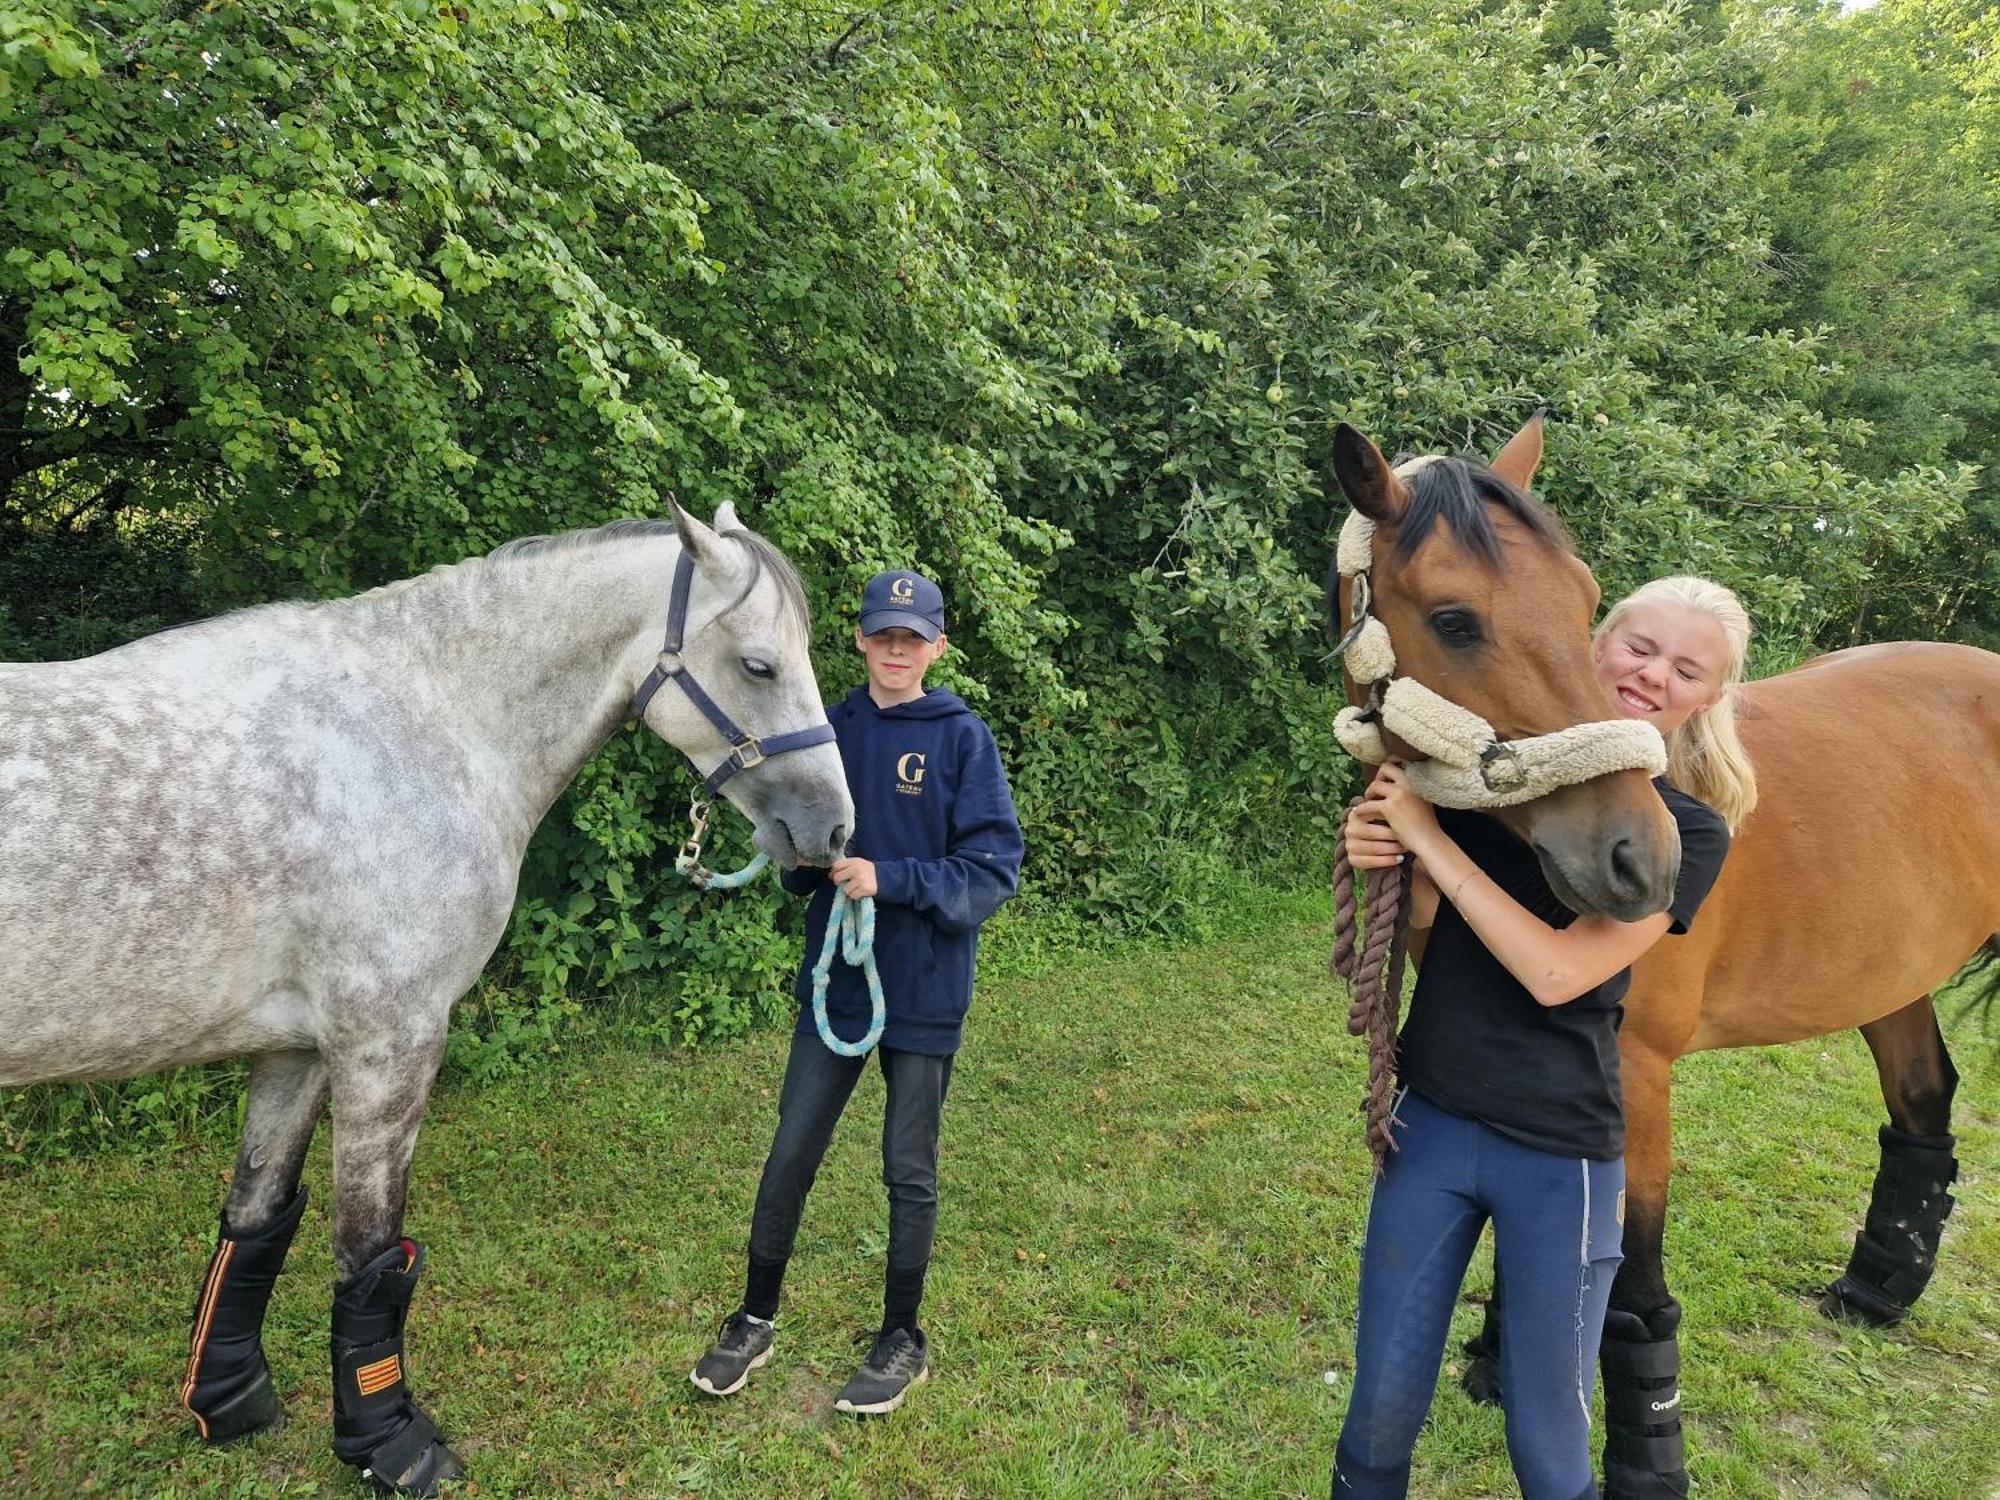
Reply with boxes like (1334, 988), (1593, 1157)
(1361, 761), (1443, 855)
(829, 856), (878, 900)
(1344, 800), (1408, 870)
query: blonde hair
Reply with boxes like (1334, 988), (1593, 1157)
(1594, 575), (1760, 831)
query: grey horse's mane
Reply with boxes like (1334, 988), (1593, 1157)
(486, 518), (812, 632)
(333, 518), (811, 634)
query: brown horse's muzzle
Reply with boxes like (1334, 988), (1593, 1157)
(1508, 771), (1682, 921)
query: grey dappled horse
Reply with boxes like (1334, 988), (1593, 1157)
(0, 504), (853, 1494)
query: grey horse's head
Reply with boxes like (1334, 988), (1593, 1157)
(638, 504), (853, 867)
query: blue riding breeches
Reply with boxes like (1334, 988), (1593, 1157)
(1333, 1089), (1625, 1500)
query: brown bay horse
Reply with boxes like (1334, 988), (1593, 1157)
(1326, 419), (2000, 1500)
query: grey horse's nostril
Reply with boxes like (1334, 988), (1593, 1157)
(830, 825), (851, 857)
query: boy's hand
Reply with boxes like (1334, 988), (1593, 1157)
(830, 857), (878, 900)
(1360, 761), (1443, 856)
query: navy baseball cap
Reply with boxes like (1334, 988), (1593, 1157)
(859, 570), (945, 641)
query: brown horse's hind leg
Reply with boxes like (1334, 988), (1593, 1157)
(1602, 1045), (1688, 1500)
(181, 1048), (326, 1444)
(1821, 995), (1960, 1327)
(327, 1029), (464, 1496)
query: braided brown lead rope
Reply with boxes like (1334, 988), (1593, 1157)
(1331, 795), (1413, 1172)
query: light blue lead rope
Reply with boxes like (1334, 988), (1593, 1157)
(681, 847), (885, 1057)
(693, 851), (771, 891)
(807, 887), (885, 1058)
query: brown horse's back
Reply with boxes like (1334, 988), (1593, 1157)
(1623, 642), (2000, 1057)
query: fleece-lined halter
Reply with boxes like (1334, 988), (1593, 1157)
(1328, 461), (1666, 805)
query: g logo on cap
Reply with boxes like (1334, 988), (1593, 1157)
(859, 569), (945, 641)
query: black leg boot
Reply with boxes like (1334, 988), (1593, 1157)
(1601, 1301), (1688, 1500)
(180, 1184), (309, 1443)
(1460, 1285), (1503, 1407)
(1822, 1125), (1958, 1327)
(330, 1239), (464, 1496)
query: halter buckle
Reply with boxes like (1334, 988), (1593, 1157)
(1333, 573), (1374, 653)
(730, 737), (766, 771)
(1477, 740), (1527, 792)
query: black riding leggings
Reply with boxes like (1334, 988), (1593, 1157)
(745, 1031), (954, 1319)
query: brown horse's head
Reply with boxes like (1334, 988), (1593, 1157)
(1327, 417), (1680, 919)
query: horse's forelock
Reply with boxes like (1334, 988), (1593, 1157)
(717, 529), (813, 638)
(1389, 455), (1570, 569)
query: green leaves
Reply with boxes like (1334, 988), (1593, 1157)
(4, 0), (1993, 1039)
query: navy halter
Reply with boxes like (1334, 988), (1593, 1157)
(631, 549), (836, 794)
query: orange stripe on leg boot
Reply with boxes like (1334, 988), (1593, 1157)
(179, 1239), (237, 1437)
(355, 1353), (402, 1397)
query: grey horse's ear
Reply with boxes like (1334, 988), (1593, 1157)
(1331, 423), (1409, 526)
(1488, 410), (1546, 493)
(671, 498), (723, 563)
(713, 501), (744, 535)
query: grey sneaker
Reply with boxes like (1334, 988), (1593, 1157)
(833, 1327), (930, 1415)
(689, 1311), (774, 1396)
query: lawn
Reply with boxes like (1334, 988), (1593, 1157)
(2, 909), (1996, 1498)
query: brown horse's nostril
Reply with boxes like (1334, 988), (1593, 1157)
(1608, 837), (1645, 899)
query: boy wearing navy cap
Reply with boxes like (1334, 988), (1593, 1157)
(691, 570), (1024, 1415)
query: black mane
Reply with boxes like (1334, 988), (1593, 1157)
(1390, 454), (1570, 566)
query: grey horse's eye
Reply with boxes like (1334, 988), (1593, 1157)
(741, 657), (775, 679)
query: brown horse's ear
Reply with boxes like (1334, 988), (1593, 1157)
(1488, 411), (1546, 493)
(1331, 423), (1409, 525)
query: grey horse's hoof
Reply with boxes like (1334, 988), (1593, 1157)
(357, 1432), (464, 1496)
(194, 1369), (285, 1444)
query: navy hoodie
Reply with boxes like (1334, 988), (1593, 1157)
(780, 686), (1023, 1054)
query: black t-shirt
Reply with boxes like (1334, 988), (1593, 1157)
(1396, 781), (1730, 1161)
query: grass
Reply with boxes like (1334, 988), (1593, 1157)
(1, 904), (1996, 1499)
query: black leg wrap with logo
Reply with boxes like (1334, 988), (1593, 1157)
(1601, 1302), (1688, 1500)
(181, 1184), (309, 1443)
(330, 1240), (464, 1496)
(1821, 1125), (1957, 1327)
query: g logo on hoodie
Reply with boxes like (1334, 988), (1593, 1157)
(896, 752), (927, 794)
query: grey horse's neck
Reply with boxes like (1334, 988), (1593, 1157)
(326, 532), (677, 844)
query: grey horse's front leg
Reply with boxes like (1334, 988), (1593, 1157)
(327, 1030), (463, 1497)
(182, 1048), (326, 1443)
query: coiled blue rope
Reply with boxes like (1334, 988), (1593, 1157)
(807, 887), (885, 1058)
(683, 850), (884, 1056)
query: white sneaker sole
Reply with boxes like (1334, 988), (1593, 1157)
(834, 1363), (930, 1415)
(689, 1345), (772, 1397)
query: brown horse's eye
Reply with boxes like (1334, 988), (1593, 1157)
(1430, 609), (1483, 647)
